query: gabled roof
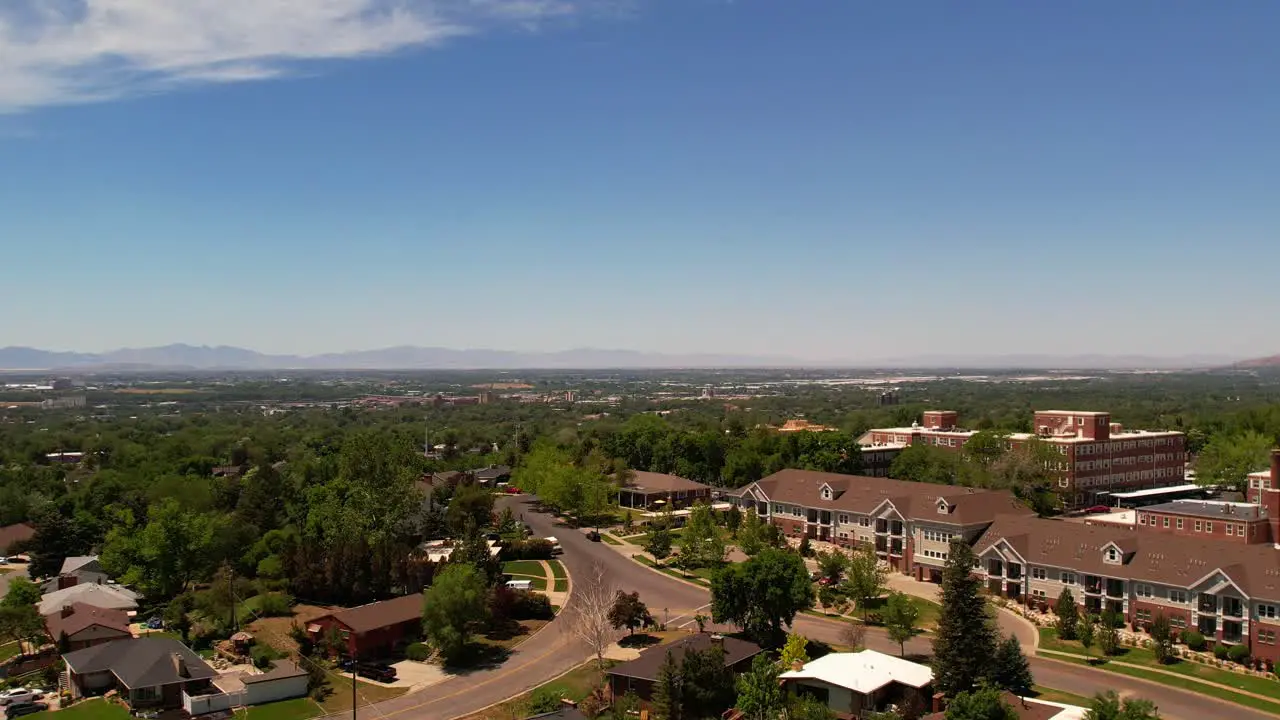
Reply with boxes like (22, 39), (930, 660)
(60, 556), (102, 575)
(974, 515), (1280, 600)
(623, 471), (710, 495)
(39, 583), (140, 615)
(739, 469), (1032, 525)
(45, 603), (132, 640)
(63, 637), (216, 689)
(0, 523), (35, 554)
(325, 593), (424, 634)
(781, 650), (933, 694)
(605, 634), (762, 682)
(243, 660), (307, 684)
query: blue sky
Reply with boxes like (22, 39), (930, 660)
(1, 1), (1277, 361)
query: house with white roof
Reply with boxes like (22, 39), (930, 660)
(39, 582), (140, 616)
(780, 650), (933, 717)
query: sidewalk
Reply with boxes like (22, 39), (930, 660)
(538, 559), (570, 607)
(1037, 648), (1280, 706)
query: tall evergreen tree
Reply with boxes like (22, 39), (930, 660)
(991, 635), (1034, 695)
(1054, 588), (1079, 640)
(932, 540), (997, 696)
(653, 650), (684, 720)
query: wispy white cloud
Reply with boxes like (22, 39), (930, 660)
(0, 0), (622, 112)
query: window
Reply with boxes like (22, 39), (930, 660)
(821, 485), (832, 500)
(1105, 547), (1120, 564)
(838, 514), (849, 525)
(1237, 524), (1246, 536)
(1136, 584), (1153, 598)
(1138, 514), (1147, 525)
(1176, 518), (1183, 530)
(1260, 630), (1277, 645)
(1136, 608), (1151, 622)
(1195, 521), (1203, 532)
(1031, 567), (1047, 580)
(1206, 522), (1213, 532)
(1259, 604), (1278, 619)
(1169, 590), (1187, 604)
(1032, 589), (1047, 598)
(860, 517), (871, 527)
(1162, 517), (1170, 528)
(1226, 524), (1234, 536)
(1062, 573), (1077, 585)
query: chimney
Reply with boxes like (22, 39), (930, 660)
(58, 574), (78, 590)
(172, 653), (189, 679)
(61, 605), (75, 619)
(932, 693), (946, 713)
(791, 659), (805, 672)
(1271, 449), (1280, 484)
(710, 633), (725, 647)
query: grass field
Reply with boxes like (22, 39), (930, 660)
(236, 698), (321, 720)
(547, 560), (566, 579)
(319, 671), (408, 713)
(1032, 685), (1094, 707)
(0, 641), (20, 662)
(456, 661), (610, 720)
(34, 699), (132, 720)
(502, 560), (546, 577)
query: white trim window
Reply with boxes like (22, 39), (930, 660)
(1062, 573), (1077, 585)
(1169, 590), (1187, 604)
(1135, 584), (1153, 598)
(1031, 568), (1048, 580)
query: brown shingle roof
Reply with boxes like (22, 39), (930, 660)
(605, 634), (762, 682)
(624, 471), (710, 495)
(741, 469), (1032, 525)
(923, 692), (1065, 720)
(974, 514), (1280, 600)
(0, 523), (34, 554)
(329, 593), (424, 633)
(45, 603), (132, 640)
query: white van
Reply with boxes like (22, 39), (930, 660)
(544, 536), (563, 555)
(505, 579), (533, 591)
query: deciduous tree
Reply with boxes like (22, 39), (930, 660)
(422, 564), (490, 665)
(1149, 613), (1174, 664)
(1084, 691), (1161, 720)
(608, 590), (652, 636)
(944, 685), (1018, 720)
(779, 633), (809, 670)
(734, 654), (785, 720)
(569, 561), (616, 668)
(883, 592), (920, 657)
(710, 548), (813, 648)
(843, 547), (886, 620)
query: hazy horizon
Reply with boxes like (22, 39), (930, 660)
(2, 3), (1277, 358)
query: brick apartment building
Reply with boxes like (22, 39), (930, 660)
(862, 410), (1187, 507)
(974, 514), (1280, 666)
(732, 470), (1033, 582)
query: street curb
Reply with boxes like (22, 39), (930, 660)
(997, 606), (1041, 650)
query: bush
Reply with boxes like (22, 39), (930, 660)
(405, 642), (431, 661)
(255, 592), (294, 617)
(511, 590), (554, 620)
(502, 539), (554, 561)
(526, 686), (565, 715)
(1181, 630), (1206, 651)
(1227, 644), (1251, 663)
(1212, 644), (1229, 660)
(251, 643), (283, 669)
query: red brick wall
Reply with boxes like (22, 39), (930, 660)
(1136, 512), (1269, 544)
(1129, 601), (1192, 631)
(1250, 625), (1280, 665)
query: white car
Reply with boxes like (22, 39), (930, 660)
(0, 689), (38, 706)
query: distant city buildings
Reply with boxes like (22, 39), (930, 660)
(863, 410), (1187, 507)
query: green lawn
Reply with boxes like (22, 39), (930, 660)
(1043, 651), (1280, 714)
(319, 671), (408, 713)
(1032, 685), (1094, 707)
(600, 533), (623, 546)
(1038, 628), (1280, 698)
(236, 698), (321, 720)
(547, 560), (567, 579)
(503, 560), (547, 577)
(0, 641), (20, 662)
(35, 699), (132, 720)
(458, 661), (612, 720)
(553, 578), (568, 592)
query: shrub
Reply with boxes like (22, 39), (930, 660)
(511, 590), (554, 620)
(251, 643), (282, 669)
(1227, 644), (1251, 663)
(1212, 644), (1229, 660)
(256, 592), (294, 617)
(526, 686), (565, 715)
(1180, 630), (1206, 651)
(502, 539), (554, 561)
(405, 642), (431, 662)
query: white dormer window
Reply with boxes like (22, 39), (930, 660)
(1104, 546), (1120, 564)
(820, 484), (833, 500)
(936, 498), (951, 514)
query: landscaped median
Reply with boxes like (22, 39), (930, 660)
(1036, 627), (1280, 714)
(632, 554), (713, 586)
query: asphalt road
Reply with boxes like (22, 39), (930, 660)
(0, 565), (30, 598)
(324, 496), (1280, 720)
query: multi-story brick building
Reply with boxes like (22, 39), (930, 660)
(974, 514), (1280, 666)
(856, 443), (905, 478)
(862, 410), (1187, 508)
(732, 470), (1033, 582)
(1246, 450), (1280, 502)
(1134, 499), (1276, 545)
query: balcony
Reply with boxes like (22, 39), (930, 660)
(889, 540), (903, 556)
(1198, 594), (1218, 614)
(875, 519), (888, 534)
(1223, 621), (1244, 644)
(889, 521), (904, 536)
(1006, 563), (1023, 581)
(1105, 579), (1125, 599)
(987, 560), (1004, 577)
(1085, 576), (1102, 595)
(875, 538), (888, 553)
(1222, 598), (1243, 618)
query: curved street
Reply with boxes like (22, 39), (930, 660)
(327, 496), (1279, 720)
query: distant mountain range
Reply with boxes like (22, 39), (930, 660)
(1233, 354), (1280, 368)
(0, 344), (1255, 371)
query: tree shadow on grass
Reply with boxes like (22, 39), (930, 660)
(441, 642), (514, 673)
(618, 633), (662, 649)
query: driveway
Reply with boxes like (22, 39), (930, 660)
(318, 496), (1280, 720)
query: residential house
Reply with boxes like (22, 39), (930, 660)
(307, 593), (424, 658)
(240, 660), (310, 705)
(780, 650), (934, 717)
(605, 633), (762, 702)
(44, 603), (132, 651)
(0, 523), (34, 555)
(473, 465), (513, 485)
(617, 471), (712, 511)
(974, 514), (1280, 665)
(41, 555), (110, 592)
(39, 583), (139, 616)
(732, 470), (1033, 581)
(63, 637), (219, 710)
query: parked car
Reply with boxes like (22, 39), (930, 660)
(146, 616), (164, 630)
(0, 557), (7, 565)
(0, 689), (37, 707)
(584, 530), (601, 542)
(1084, 505), (1112, 514)
(5, 702), (47, 719)
(356, 663), (397, 683)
